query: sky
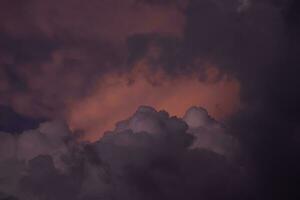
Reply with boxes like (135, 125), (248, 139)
(0, 0), (300, 199)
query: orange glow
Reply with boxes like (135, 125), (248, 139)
(68, 63), (241, 141)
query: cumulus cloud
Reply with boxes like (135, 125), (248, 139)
(0, 120), (81, 199)
(184, 106), (238, 155)
(0, 120), (72, 170)
(1, 0), (298, 199)
(0, 106), (246, 200)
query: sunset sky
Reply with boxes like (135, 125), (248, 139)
(0, 0), (300, 200)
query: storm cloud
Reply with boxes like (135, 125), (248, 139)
(0, 106), (247, 200)
(1, 0), (300, 199)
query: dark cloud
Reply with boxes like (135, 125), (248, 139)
(19, 155), (81, 200)
(127, 34), (181, 70)
(184, 107), (238, 156)
(0, 105), (44, 133)
(130, 1), (300, 199)
(184, 0), (285, 76)
(195, 1), (300, 199)
(0, 0), (187, 119)
(0, 0), (300, 199)
(0, 106), (249, 200)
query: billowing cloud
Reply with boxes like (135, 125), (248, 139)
(0, 106), (246, 200)
(0, 121), (72, 170)
(184, 107), (238, 155)
(1, 0), (300, 199)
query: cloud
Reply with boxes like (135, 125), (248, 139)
(0, 120), (79, 198)
(0, 0), (246, 140)
(183, 106), (238, 155)
(184, 1), (300, 199)
(237, 0), (251, 12)
(0, 121), (72, 170)
(1, 0), (186, 42)
(81, 106), (246, 200)
(0, 0), (187, 121)
(0, 106), (247, 200)
(19, 155), (82, 200)
(68, 63), (240, 141)
(1, 0), (299, 198)
(0, 105), (43, 133)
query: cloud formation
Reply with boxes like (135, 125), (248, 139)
(0, 0), (241, 139)
(1, 0), (300, 199)
(0, 106), (245, 200)
(68, 63), (240, 141)
(0, 0), (185, 117)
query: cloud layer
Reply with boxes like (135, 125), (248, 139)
(0, 0), (242, 140)
(1, 0), (300, 199)
(0, 106), (245, 200)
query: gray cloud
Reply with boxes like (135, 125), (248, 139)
(0, 106), (247, 200)
(184, 107), (238, 155)
(1, 0), (299, 199)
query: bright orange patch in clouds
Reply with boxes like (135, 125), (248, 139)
(68, 63), (241, 141)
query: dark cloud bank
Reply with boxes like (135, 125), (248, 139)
(0, 106), (245, 200)
(1, 0), (300, 200)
